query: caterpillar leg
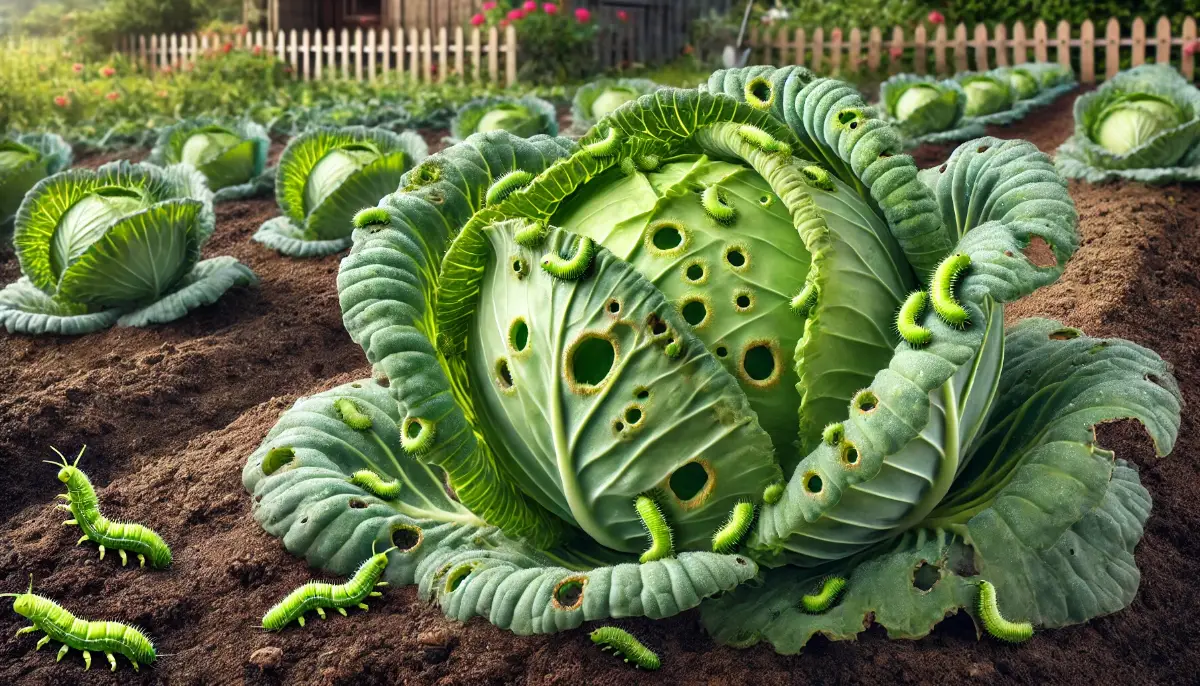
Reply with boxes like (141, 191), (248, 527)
(138, 554), (146, 567)
(62, 519), (77, 526)
(36, 635), (50, 650)
(369, 592), (382, 597)
(119, 550), (128, 566)
(357, 603), (369, 611)
(336, 607), (347, 616)
(315, 607), (326, 619)
(56, 644), (68, 662)
(55, 504), (72, 512)
(98, 545), (106, 561)
(375, 582), (389, 587)
(296, 615), (305, 627)
(106, 652), (117, 671)
(15, 626), (35, 637)
(56, 494), (71, 501)
(77, 534), (89, 545)
(131, 660), (140, 672)
(83, 650), (91, 670)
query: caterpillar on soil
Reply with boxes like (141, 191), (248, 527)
(261, 543), (396, 630)
(977, 580), (1034, 643)
(590, 627), (660, 670)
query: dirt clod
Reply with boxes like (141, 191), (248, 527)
(249, 646), (283, 671)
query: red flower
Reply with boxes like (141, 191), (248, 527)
(831, 28), (842, 40)
(928, 11), (945, 25)
(105, 91), (120, 101)
(575, 7), (591, 22)
(889, 45), (903, 59)
(72, 62), (84, 73)
(471, 13), (485, 26)
(53, 95), (69, 107)
(481, 1), (497, 10)
(222, 42), (233, 54)
(507, 9), (524, 20)
(617, 10), (628, 22)
(99, 65), (115, 77)
(500, 18), (511, 28)
(542, 3), (557, 13)
(523, 1), (537, 10)
(252, 44), (264, 55)
(1185, 40), (1200, 56)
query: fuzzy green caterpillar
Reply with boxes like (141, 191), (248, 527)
(931, 253), (971, 326)
(348, 469), (401, 500)
(897, 290), (934, 345)
(701, 185), (736, 224)
(541, 236), (596, 280)
(47, 447), (172, 569)
(590, 626), (661, 670)
(711, 501), (755, 553)
(334, 398), (373, 430)
(582, 127), (621, 157)
(800, 576), (847, 614)
(634, 494), (674, 563)
(3, 577), (156, 671)
(977, 580), (1034, 643)
(486, 169), (535, 207)
(261, 543), (397, 630)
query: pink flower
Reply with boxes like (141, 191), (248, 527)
(481, 1), (497, 10)
(575, 7), (591, 22)
(1185, 40), (1200, 56)
(72, 62), (84, 73)
(831, 28), (842, 40)
(617, 9), (628, 22)
(507, 9), (524, 20)
(928, 11), (945, 24)
(99, 65), (115, 77)
(252, 44), (263, 55)
(542, 3), (557, 13)
(889, 45), (903, 59)
(500, 18), (510, 28)
(470, 13), (485, 26)
(53, 95), (69, 107)
(222, 42), (233, 54)
(523, 1), (536, 10)
(105, 91), (119, 101)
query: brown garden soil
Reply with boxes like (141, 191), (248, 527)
(2, 91), (1198, 685)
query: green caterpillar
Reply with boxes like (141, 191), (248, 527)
(977, 580), (1034, 643)
(897, 290), (934, 345)
(3, 577), (156, 671)
(800, 576), (847, 614)
(261, 543), (396, 630)
(931, 253), (971, 326)
(348, 469), (401, 500)
(701, 185), (736, 224)
(486, 169), (535, 207)
(791, 281), (818, 316)
(590, 626), (661, 670)
(541, 236), (596, 280)
(634, 494), (674, 564)
(711, 501), (755, 553)
(762, 481), (785, 505)
(48, 447), (172, 569)
(582, 127), (621, 157)
(334, 398), (373, 430)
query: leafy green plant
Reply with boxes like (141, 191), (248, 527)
(242, 68), (1180, 652)
(996, 63), (1078, 108)
(450, 95), (558, 142)
(571, 78), (659, 130)
(1056, 64), (1200, 184)
(0, 132), (72, 230)
(254, 126), (427, 258)
(148, 118), (271, 202)
(955, 70), (1022, 123)
(879, 74), (982, 147)
(0, 161), (256, 335)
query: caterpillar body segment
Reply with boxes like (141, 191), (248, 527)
(47, 447), (172, 569)
(261, 544), (397, 631)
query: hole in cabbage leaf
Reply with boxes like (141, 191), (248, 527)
(510, 318), (529, 352)
(976, 145), (990, 154)
(349, 498), (368, 509)
(837, 110), (858, 125)
(552, 576), (587, 610)
(750, 80), (772, 103)
(759, 194), (773, 206)
(614, 421), (625, 432)
(351, 383), (362, 388)
(496, 358), (514, 390)
(390, 524), (423, 552)
(912, 561), (940, 591)
(652, 224), (683, 250)
(1022, 236), (1057, 268)
(445, 564), (475, 593)
(686, 263), (705, 281)
(625, 407), (643, 424)
(726, 248), (746, 267)
(735, 294), (751, 309)
(841, 443), (859, 465)
(735, 557), (748, 565)
(635, 388), (650, 400)
(607, 299), (621, 314)
(670, 461), (710, 501)
(568, 335), (616, 388)
(716, 346), (728, 358)
(300, 516), (308, 524)
(804, 472), (823, 494)
(854, 390), (878, 413)
(743, 344), (775, 381)
(682, 300), (707, 326)
(939, 164), (948, 173)
(648, 315), (668, 336)
(374, 374), (390, 388)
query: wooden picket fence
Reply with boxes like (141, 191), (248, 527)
(749, 17), (1199, 84)
(118, 25), (520, 85)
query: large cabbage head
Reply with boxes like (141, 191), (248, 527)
(957, 73), (1016, 118)
(451, 95), (558, 142)
(572, 78), (660, 129)
(1057, 64), (1200, 183)
(149, 119), (270, 200)
(1004, 67), (1041, 100)
(0, 161), (256, 335)
(253, 126), (428, 257)
(881, 75), (967, 139)
(243, 69), (1179, 648)
(0, 133), (72, 229)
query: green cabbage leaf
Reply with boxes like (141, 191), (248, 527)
(149, 118), (272, 201)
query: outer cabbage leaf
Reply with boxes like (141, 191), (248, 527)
(450, 95), (558, 141)
(703, 319), (1180, 651)
(245, 379), (755, 631)
(1056, 65), (1200, 184)
(253, 216), (353, 257)
(116, 256), (258, 327)
(149, 118), (271, 201)
(0, 278), (120, 335)
(1, 133), (72, 229)
(571, 78), (660, 130)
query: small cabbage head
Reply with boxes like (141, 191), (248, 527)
(1057, 64), (1200, 183)
(150, 119), (270, 200)
(243, 69), (1179, 651)
(1005, 68), (1041, 100)
(253, 125), (428, 257)
(451, 96), (558, 141)
(0, 161), (256, 335)
(881, 76), (967, 141)
(571, 78), (660, 129)
(958, 73), (1015, 118)
(0, 133), (72, 229)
